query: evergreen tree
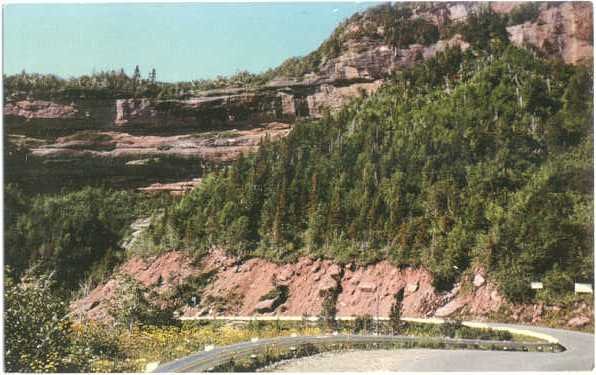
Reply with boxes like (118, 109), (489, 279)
(149, 68), (157, 84)
(132, 65), (141, 96)
(389, 288), (405, 334)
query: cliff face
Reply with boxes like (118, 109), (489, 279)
(103, 2), (595, 129)
(112, 36), (470, 128)
(505, 2), (593, 65)
(29, 123), (291, 163)
(5, 2), (593, 194)
(5, 2), (592, 130)
(5, 100), (81, 120)
(114, 90), (294, 128)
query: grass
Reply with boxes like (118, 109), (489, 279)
(75, 320), (323, 372)
(74, 319), (544, 372)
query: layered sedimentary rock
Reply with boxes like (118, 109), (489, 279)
(114, 90), (294, 128)
(29, 122), (291, 162)
(113, 33), (471, 128)
(4, 100), (81, 120)
(5, 2), (593, 194)
(6, 3), (592, 131)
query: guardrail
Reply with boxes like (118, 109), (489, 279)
(153, 333), (564, 373)
(177, 316), (561, 344)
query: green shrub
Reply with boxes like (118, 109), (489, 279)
(143, 45), (592, 301)
(5, 187), (161, 291)
(4, 271), (73, 372)
(508, 3), (541, 26)
(108, 274), (175, 332)
(440, 320), (463, 338)
(353, 314), (374, 334)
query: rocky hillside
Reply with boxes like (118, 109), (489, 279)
(73, 249), (593, 330)
(7, 2), (593, 126)
(9, 2), (594, 330)
(5, 2), (592, 193)
(6, 2), (592, 131)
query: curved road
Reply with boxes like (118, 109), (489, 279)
(154, 320), (593, 372)
(271, 322), (594, 372)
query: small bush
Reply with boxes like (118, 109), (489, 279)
(508, 3), (541, 26)
(353, 314), (374, 334)
(4, 271), (73, 372)
(440, 320), (463, 338)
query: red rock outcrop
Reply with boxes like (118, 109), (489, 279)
(29, 122), (291, 162)
(72, 249), (593, 330)
(71, 251), (198, 321)
(112, 34), (470, 128)
(5, 3), (592, 129)
(5, 100), (81, 120)
(137, 178), (202, 196)
(114, 90), (292, 127)
(506, 2), (593, 65)
(337, 262), (441, 317)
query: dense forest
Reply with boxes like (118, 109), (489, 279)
(141, 45), (593, 302)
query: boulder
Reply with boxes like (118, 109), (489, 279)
(568, 316), (591, 328)
(311, 263), (321, 273)
(405, 282), (419, 295)
(473, 274), (486, 287)
(276, 268), (294, 283)
(327, 264), (342, 278)
(255, 298), (277, 313)
(434, 299), (467, 317)
(318, 278), (338, 296)
(358, 282), (377, 293)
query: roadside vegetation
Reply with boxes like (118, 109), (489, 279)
(5, 266), (542, 372)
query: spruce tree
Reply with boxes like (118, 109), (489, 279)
(389, 288), (404, 334)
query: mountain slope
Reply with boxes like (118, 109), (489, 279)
(5, 2), (593, 328)
(5, 2), (592, 195)
(140, 42), (592, 305)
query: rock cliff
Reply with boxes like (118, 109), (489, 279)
(5, 100), (82, 120)
(505, 2), (593, 65)
(4, 2), (593, 194)
(8, 3), (591, 130)
(112, 34), (469, 128)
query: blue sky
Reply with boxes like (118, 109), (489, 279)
(3, 2), (376, 82)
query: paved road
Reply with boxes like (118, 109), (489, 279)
(271, 322), (594, 372)
(154, 319), (593, 372)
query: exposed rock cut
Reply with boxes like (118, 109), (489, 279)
(71, 249), (594, 330)
(29, 123), (291, 162)
(138, 179), (202, 196)
(71, 250), (198, 321)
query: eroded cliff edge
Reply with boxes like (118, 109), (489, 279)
(7, 2), (593, 133)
